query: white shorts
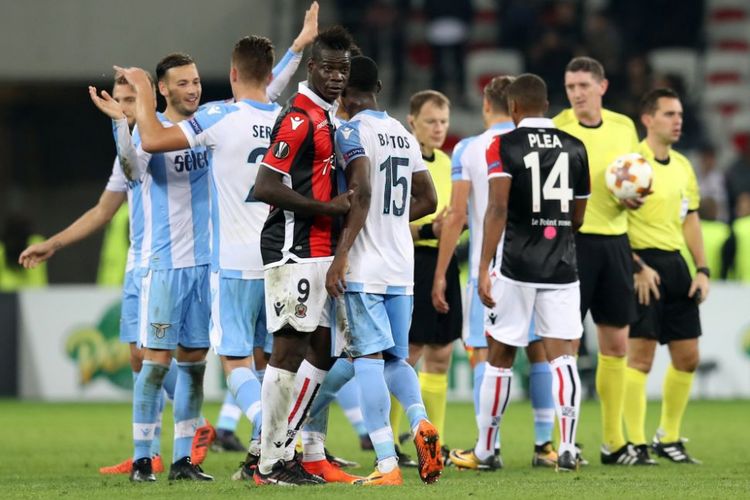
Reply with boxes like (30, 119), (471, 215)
(484, 277), (582, 347)
(264, 262), (331, 334)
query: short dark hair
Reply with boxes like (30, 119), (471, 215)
(347, 56), (379, 92)
(233, 35), (274, 83)
(640, 87), (680, 115)
(565, 56), (605, 81)
(506, 73), (548, 113)
(311, 25), (354, 60)
(484, 75), (515, 114)
(155, 53), (195, 82)
(409, 90), (450, 116)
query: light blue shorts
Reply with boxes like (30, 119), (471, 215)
(465, 278), (541, 348)
(120, 269), (140, 343)
(344, 292), (413, 359)
(138, 265), (211, 350)
(210, 273), (270, 357)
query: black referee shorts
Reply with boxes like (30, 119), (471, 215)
(630, 249), (701, 344)
(576, 233), (637, 327)
(409, 247), (462, 345)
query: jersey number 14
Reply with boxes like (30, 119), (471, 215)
(523, 152), (573, 213)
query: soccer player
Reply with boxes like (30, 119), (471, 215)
(326, 55), (442, 485)
(251, 26), (354, 486)
(19, 73), (180, 476)
(623, 88), (708, 464)
(433, 75), (558, 467)
(107, 53), (217, 482)
(553, 57), (647, 465)
(399, 90), (458, 458)
(452, 73), (590, 472)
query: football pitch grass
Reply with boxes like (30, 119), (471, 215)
(2, 400), (749, 499)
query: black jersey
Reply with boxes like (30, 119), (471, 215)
(486, 117), (590, 286)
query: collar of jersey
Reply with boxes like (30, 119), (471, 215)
(517, 117), (555, 129)
(239, 98), (279, 111)
(357, 109), (388, 120)
(298, 81), (335, 112)
(489, 120), (514, 131)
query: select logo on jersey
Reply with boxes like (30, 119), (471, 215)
(274, 301), (285, 316)
(295, 303), (308, 318)
(290, 116), (304, 130)
(174, 150), (209, 172)
(273, 141), (290, 159)
(151, 322), (172, 339)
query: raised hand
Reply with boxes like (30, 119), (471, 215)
(89, 86), (124, 120)
(292, 1), (319, 52)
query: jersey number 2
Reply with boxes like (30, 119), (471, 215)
(523, 152), (573, 212)
(245, 146), (268, 203)
(380, 156), (409, 216)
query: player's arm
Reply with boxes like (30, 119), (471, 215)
(254, 166), (351, 216)
(683, 211), (709, 303)
(325, 156), (371, 297)
(18, 190), (126, 269)
(114, 66), (187, 153)
(478, 176), (510, 308)
(409, 171), (437, 221)
(431, 180), (469, 312)
(267, 2), (318, 101)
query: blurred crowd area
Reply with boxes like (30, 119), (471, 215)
(1, 0), (750, 285)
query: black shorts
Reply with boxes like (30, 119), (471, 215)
(409, 247), (462, 345)
(630, 249), (701, 344)
(577, 233), (637, 327)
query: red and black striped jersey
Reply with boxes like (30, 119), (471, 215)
(486, 117), (590, 286)
(259, 83), (338, 267)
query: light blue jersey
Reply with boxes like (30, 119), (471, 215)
(179, 99), (282, 357)
(335, 109), (427, 358)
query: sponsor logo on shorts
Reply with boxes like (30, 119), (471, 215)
(273, 141), (290, 159)
(273, 441), (283, 448)
(274, 302), (285, 316)
(488, 312), (497, 324)
(295, 303), (307, 318)
(151, 322), (172, 338)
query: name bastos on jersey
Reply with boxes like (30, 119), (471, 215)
(486, 117), (590, 287)
(179, 99), (281, 278)
(335, 110), (427, 294)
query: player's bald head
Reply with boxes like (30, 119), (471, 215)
(507, 73), (548, 114)
(346, 56), (379, 93)
(233, 35), (274, 83)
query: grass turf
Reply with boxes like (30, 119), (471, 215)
(1, 399), (749, 499)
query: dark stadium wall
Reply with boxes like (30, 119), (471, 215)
(0, 293), (19, 396)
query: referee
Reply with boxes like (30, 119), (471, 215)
(623, 88), (708, 465)
(553, 57), (646, 465)
(399, 90), (461, 450)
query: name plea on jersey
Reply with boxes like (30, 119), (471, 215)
(528, 132), (562, 149)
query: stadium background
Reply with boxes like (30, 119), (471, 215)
(1, 0), (749, 402)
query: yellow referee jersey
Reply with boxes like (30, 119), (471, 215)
(413, 148), (451, 248)
(628, 140), (700, 251)
(553, 108), (639, 235)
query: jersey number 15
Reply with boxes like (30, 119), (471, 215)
(380, 156), (409, 216)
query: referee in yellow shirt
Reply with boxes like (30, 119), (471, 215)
(623, 88), (709, 465)
(398, 90), (461, 455)
(553, 57), (645, 465)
